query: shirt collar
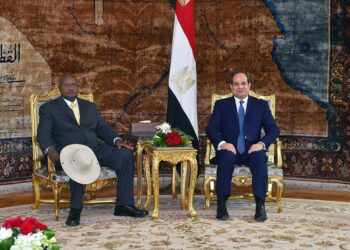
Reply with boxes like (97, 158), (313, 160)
(63, 97), (78, 106)
(234, 96), (249, 105)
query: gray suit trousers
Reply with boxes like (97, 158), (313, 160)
(69, 144), (135, 209)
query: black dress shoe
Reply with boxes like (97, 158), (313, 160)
(114, 205), (149, 218)
(255, 198), (267, 222)
(216, 195), (229, 220)
(65, 208), (81, 227)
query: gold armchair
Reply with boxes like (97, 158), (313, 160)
(30, 88), (117, 220)
(204, 90), (284, 212)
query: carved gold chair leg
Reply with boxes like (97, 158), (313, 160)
(53, 183), (63, 221)
(203, 177), (213, 210)
(32, 174), (41, 210)
(275, 178), (284, 213)
(267, 181), (273, 199)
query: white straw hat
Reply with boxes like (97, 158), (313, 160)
(60, 144), (100, 185)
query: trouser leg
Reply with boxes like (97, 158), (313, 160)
(216, 150), (236, 196)
(69, 179), (84, 209)
(247, 151), (268, 201)
(96, 144), (135, 206)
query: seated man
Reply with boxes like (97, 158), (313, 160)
(38, 73), (148, 226)
(206, 72), (280, 222)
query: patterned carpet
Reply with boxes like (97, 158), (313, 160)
(1, 196), (350, 249)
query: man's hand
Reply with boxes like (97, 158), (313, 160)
(47, 146), (60, 163)
(115, 139), (134, 150)
(221, 142), (236, 154)
(248, 143), (264, 154)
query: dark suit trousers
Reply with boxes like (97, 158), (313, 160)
(216, 150), (268, 201)
(69, 144), (135, 209)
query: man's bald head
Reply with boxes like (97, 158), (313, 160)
(58, 73), (78, 102)
(59, 73), (77, 86)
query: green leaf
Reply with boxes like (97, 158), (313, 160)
(12, 228), (19, 237)
(43, 229), (55, 239)
(50, 242), (61, 250)
(0, 237), (14, 250)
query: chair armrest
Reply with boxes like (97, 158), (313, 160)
(276, 138), (282, 168)
(33, 135), (39, 145)
(47, 158), (57, 180)
(32, 137), (43, 161)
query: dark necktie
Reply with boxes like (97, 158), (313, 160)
(237, 100), (245, 154)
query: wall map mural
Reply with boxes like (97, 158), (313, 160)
(0, 0), (348, 185)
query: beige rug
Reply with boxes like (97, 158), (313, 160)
(1, 196), (350, 250)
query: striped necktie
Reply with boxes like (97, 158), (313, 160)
(70, 102), (80, 125)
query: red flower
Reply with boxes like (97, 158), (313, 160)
(35, 221), (48, 230)
(23, 217), (48, 231)
(20, 220), (36, 235)
(166, 131), (183, 146)
(166, 138), (173, 146)
(2, 216), (23, 229)
(3, 216), (48, 233)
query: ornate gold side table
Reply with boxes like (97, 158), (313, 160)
(142, 145), (198, 220)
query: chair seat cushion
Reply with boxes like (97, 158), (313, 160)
(35, 166), (117, 183)
(205, 162), (283, 177)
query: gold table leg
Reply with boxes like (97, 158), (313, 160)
(172, 164), (177, 200)
(151, 158), (160, 220)
(188, 159), (198, 218)
(180, 161), (188, 210)
(144, 151), (152, 210)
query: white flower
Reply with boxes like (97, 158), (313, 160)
(11, 232), (44, 250)
(49, 236), (57, 244)
(0, 227), (13, 241)
(156, 122), (171, 134)
(41, 234), (57, 248)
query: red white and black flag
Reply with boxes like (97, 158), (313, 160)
(167, 0), (199, 152)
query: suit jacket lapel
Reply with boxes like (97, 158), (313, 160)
(230, 97), (239, 130)
(77, 98), (86, 126)
(245, 95), (254, 127)
(57, 97), (79, 125)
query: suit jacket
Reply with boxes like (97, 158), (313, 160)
(38, 97), (118, 153)
(206, 95), (280, 152)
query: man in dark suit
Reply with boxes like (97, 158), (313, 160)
(38, 73), (148, 226)
(206, 72), (280, 222)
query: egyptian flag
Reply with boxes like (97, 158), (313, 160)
(167, 0), (199, 154)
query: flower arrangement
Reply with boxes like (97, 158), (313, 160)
(152, 122), (191, 147)
(0, 217), (60, 250)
